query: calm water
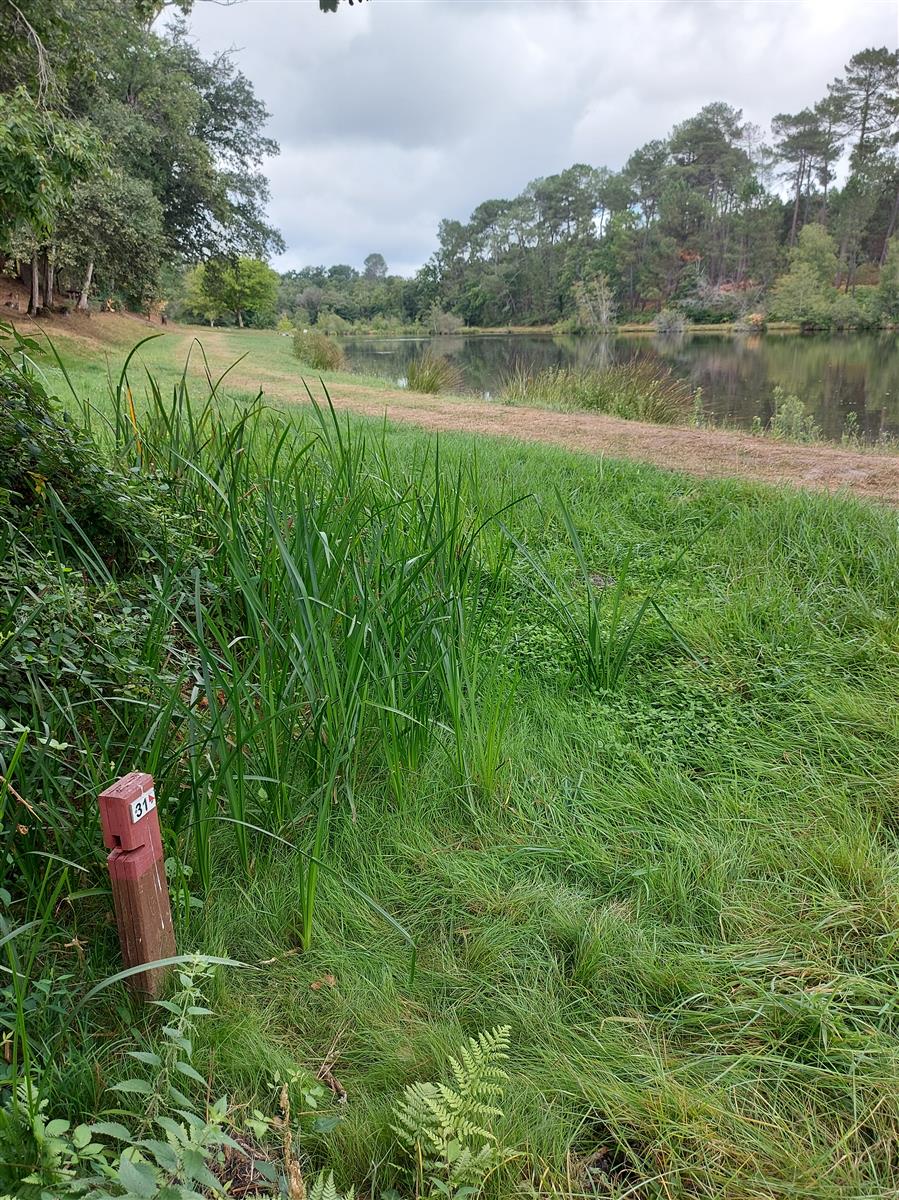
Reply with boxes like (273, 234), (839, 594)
(342, 332), (899, 442)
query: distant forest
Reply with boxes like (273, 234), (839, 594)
(1, 4), (896, 331)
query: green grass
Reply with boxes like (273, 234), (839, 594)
(501, 358), (693, 423)
(405, 348), (464, 394)
(4, 329), (899, 1198)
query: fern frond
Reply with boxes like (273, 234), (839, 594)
(308, 1169), (354, 1200)
(391, 1026), (511, 1199)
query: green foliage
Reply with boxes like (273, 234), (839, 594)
(877, 236), (899, 320)
(6, 330), (899, 1200)
(0, 331), (166, 564)
(769, 225), (842, 327)
(0, 89), (98, 245)
(184, 258), (280, 328)
(406, 350), (463, 393)
(307, 1171), (355, 1200)
(393, 1027), (510, 1199)
(3, 962), (244, 1199)
(292, 328), (345, 370)
(57, 172), (165, 309)
(510, 491), (689, 690)
(763, 385), (820, 443)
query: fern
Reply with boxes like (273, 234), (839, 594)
(392, 1026), (510, 1199)
(308, 1169), (355, 1200)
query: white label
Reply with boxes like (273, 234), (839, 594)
(130, 789), (156, 823)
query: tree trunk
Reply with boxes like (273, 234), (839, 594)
(788, 160), (804, 247)
(28, 251), (43, 314)
(44, 249), (55, 309)
(236, 309), (244, 328)
(77, 259), (94, 311)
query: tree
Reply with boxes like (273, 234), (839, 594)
(829, 47), (899, 168)
(0, 89), (97, 311)
(0, 1), (282, 312)
(769, 223), (839, 325)
(363, 252), (387, 279)
(772, 107), (841, 244)
(194, 258), (279, 327)
(57, 171), (165, 310)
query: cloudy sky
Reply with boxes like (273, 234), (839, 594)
(184, 0), (897, 276)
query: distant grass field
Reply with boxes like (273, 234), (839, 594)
(6, 325), (899, 1198)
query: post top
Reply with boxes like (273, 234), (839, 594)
(98, 771), (161, 853)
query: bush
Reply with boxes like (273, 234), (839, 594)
(762, 385), (820, 443)
(0, 346), (165, 568)
(317, 310), (351, 336)
(653, 308), (689, 334)
(406, 349), (463, 393)
(428, 304), (465, 335)
(292, 328), (345, 371)
(501, 359), (692, 424)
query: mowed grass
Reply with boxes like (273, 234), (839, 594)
(28, 320), (396, 401)
(11, 331), (899, 1198)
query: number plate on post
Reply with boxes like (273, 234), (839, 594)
(130, 789), (157, 823)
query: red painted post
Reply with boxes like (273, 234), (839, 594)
(98, 772), (175, 999)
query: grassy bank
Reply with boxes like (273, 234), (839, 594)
(4, 329), (899, 1197)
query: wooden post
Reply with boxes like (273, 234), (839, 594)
(98, 772), (175, 999)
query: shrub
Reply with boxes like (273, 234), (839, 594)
(317, 310), (351, 335)
(0, 338), (168, 567)
(428, 304), (465, 335)
(830, 293), (863, 330)
(764, 385), (820, 443)
(406, 350), (463, 393)
(653, 308), (689, 334)
(292, 328), (345, 371)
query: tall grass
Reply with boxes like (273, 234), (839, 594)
(405, 349), (463, 394)
(6, 327), (899, 1198)
(501, 357), (692, 423)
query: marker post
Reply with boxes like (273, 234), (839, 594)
(98, 772), (175, 999)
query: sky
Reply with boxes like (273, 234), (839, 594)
(183, 0), (898, 277)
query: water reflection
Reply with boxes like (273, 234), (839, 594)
(341, 331), (899, 442)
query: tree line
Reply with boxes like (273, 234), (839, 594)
(1, 13), (895, 332)
(263, 45), (897, 332)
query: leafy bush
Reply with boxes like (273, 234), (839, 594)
(316, 311), (351, 336)
(761, 386), (820, 443)
(428, 304), (465, 335)
(501, 359), (691, 424)
(406, 350), (463, 393)
(292, 328), (345, 371)
(0, 331), (171, 568)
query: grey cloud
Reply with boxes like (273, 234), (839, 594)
(184, 0), (896, 274)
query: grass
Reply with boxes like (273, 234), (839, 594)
(405, 349), (463, 394)
(4, 326), (899, 1198)
(501, 359), (692, 424)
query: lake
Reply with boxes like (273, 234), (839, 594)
(341, 332), (899, 442)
